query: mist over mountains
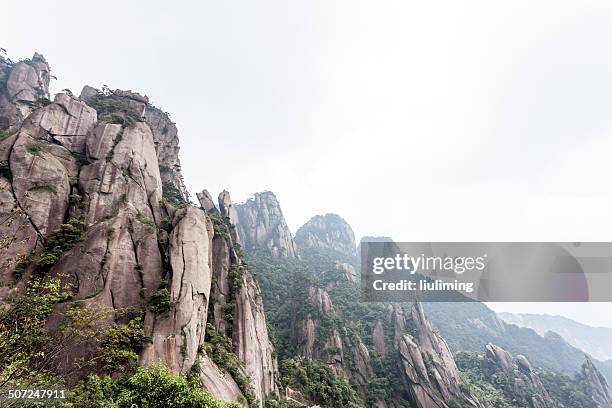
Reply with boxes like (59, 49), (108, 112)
(499, 312), (612, 362)
(1, 47), (611, 407)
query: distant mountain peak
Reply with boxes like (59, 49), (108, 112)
(295, 213), (356, 257)
(233, 191), (298, 258)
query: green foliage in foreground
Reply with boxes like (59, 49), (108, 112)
(281, 358), (364, 408)
(64, 364), (239, 408)
(100, 317), (150, 372)
(0, 278), (73, 389)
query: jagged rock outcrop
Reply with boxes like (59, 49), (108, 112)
(200, 189), (279, 406)
(197, 189), (217, 212)
(295, 213), (356, 257)
(142, 207), (212, 373)
(234, 191), (298, 258)
(79, 86), (189, 203)
(0, 91), (97, 285)
(292, 281), (385, 406)
(482, 343), (552, 408)
(0, 52), (50, 130)
(0, 50), (281, 407)
(395, 303), (484, 408)
(581, 357), (612, 408)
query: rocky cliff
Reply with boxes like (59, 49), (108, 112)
(233, 191), (298, 258)
(0, 50), (278, 408)
(0, 51), (50, 131)
(581, 357), (612, 408)
(481, 343), (552, 408)
(294, 213), (356, 258)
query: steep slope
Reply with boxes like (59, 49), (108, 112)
(233, 191), (298, 259)
(244, 202), (483, 407)
(0, 50), (280, 408)
(424, 302), (612, 382)
(581, 357), (612, 408)
(197, 189), (279, 406)
(499, 312), (612, 362)
(481, 344), (553, 408)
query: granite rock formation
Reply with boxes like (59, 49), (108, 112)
(233, 191), (298, 258)
(482, 343), (552, 408)
(0, 50), (278, 407)
(581, 357), (612, 408)
(295, 213), (356, 257)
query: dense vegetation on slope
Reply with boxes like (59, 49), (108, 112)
(281, 358), (364, 408)
(0, 276), (236, 407)
(455, 351), (598, 408)
(247, 249), (414, 407)
(424, 302), (612, 380)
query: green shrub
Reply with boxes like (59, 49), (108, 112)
(13, 254), (33, 279)
(208, 211), (231, 241)
(87, 93), (142, 128)
(149, 285), (172, 315)
(0, 277), (74, 387)
(0, 129), (16, 140)
(281, 358), (364, 408)
(0, 160), (10, 179)
(38, 218), (86, 270)
(26, 140), (45, 156)
(100, 317), (150, 371)
(162, 181), (187, 207)
(65, 365), (239, 408)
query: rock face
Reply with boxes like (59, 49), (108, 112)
(0, 50), (279, 407)
(0, 52), (50, 130)
(292, 281), (382, 405)
(581, 357), (612, 408)
(201, 190), (279, 406)
(482, 343), (552, 408)
(234, 191), (298, 258)
(79, 86), (189, 204)
(395, 303), (484, 408)
(295, 213), (356, 257)
(141, 206), (212, 373)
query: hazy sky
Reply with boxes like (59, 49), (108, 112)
(3, 1), (612, 327)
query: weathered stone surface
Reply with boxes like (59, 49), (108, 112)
(197, 189), (216, 212)
(0, 54), (287, 407)
(0, 53), (50, 130)
(373, 320), (387, 356)
(142, 206), (213, 373)
(395, 303), (484, 408)
(198, 188), (280, 405)
(80, 121), (162, 225)
(0, 176), (40, 283)
(234, 191), (298, 258)
(482, 343), (552, 408)
(10, 129), (72, 237)
(198, 355), (247, 407)
(295, 213), (356, 257)
(210, 235), (232, 335)
(581, 357), (612, 408)
(38, 93), (96, 153)
(79, 86), (189, 202)
(219, 190), (239, 228)
(233, 270), (278, 406)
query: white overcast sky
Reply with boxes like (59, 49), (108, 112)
(3, 0), (612, 328)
